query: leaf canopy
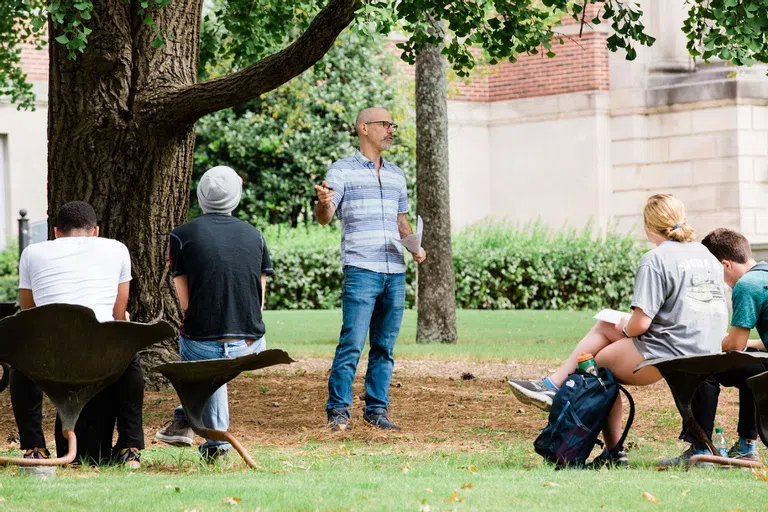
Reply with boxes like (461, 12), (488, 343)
(2, 0), (767, 110)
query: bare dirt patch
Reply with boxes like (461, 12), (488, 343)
(0, 358), (742, 454)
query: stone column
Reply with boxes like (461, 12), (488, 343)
(646, 0), (693, 74)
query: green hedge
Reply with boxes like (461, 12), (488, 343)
(450, 222), (644, 310)
(264, 222), (645, 311)
(0, 224), (645, 310)
(0, 242), (18, 303)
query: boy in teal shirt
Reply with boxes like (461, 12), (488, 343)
(710, 229), (768, 352)
(670, 228), (768, 465)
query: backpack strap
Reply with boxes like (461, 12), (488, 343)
(608, 384), (635, 455)
(749, 263), (768, 273)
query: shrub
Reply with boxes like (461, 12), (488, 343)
(0, 241), (18, 303)
(0, 225), (645, 311)
(264, 222), (645, 310)
(451, 221), (645, 310)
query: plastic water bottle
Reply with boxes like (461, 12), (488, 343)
(576, 353), (598, 376)
(713, 428), (728, 457)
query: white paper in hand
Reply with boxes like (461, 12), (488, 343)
(397, 216), (423, 254)
(594, 308), (631, 325)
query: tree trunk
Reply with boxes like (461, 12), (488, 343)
(45, 0), (359, 387)
(414, 17), (457, 344)
(47, 1), (202, 388)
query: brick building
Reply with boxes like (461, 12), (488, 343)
(2, 0), (768, 251)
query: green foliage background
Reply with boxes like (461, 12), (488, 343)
(260, 222), (645, 311)
(0, 224), (644, 310)
(192, 31), (416, 227)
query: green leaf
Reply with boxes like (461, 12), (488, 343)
(150, 35), (165, 49)
(55, 34), (69, 44)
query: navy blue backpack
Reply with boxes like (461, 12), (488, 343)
(533, 368), (634, 468)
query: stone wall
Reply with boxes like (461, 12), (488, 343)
(0, 81), (48, 246)
(448, 91), (612, 231)
(611, 101), (768, 242)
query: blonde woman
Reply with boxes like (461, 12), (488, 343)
(508, 194), (728, 467)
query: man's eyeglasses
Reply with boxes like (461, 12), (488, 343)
(364, 121), (398, 131)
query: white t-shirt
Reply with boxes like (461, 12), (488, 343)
(19, 237), (132, 322)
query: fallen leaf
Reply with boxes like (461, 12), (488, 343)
(642, 492), (660, 504)
(458, 465), (478, 473)
(222, 497), (242, 505)
(401, 463), (410, 474)
(516, 408), (526, 414)
(442, 491), (464, 503)
(668, 475), (679, 479)
(682, 489), (690, 496)
(752, 468), (768, 482)
(419, 504), (431, 512)
(0, 497), (5, 502)
(424, 488), (432, 493)
(461, 483), (473, 490)
(271, 402), (280, 408)
(544, 482), (559, 488)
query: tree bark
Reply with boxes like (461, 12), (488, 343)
(414, 17), (457, 344)
(46, 0), (358, 387)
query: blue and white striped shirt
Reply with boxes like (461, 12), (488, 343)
(326, 150), (409, 274)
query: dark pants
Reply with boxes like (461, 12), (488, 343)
(10, 355), (145, 464)
(683, 359), (768, 444)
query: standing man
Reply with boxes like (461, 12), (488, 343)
(315, 107), (426, 432)
(155, 165), (274, 461)
(11, 201), (142, 468)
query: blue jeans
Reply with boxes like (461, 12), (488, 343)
(326, 266), (406, 414)
(174, 335), (266, 451)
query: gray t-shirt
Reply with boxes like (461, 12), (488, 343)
(632, 241), (728, 360)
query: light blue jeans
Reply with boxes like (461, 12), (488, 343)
(174, 335), (266, 452)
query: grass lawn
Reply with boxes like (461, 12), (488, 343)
(266, 309), (762, 362)
(266, 309), (599, 362)
(1, 310), (767, 511)
(2, 445), (767, 511)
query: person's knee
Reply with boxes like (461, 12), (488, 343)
(592, 320), (613, 335)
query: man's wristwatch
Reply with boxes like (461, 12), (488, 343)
(622, 326), (631, 338)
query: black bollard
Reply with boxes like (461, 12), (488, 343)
(18, 209), (29, 262)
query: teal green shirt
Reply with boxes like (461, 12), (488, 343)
(731, 262), (768, 350)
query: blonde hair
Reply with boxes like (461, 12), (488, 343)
(643, 194), (696, 243)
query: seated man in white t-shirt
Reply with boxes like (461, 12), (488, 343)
(9, 201), (143, 468)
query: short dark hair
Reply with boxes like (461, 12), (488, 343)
(701, 228), (752, 263)
(55, 201), (98, 233)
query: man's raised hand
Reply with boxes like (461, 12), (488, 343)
(314, 181), (334, 206)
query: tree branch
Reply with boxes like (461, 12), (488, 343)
(152, 0), (361, 128)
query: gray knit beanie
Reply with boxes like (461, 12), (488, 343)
(197, 166), (243, 214)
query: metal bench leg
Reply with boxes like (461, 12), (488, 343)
(661, 368), (763, 468)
